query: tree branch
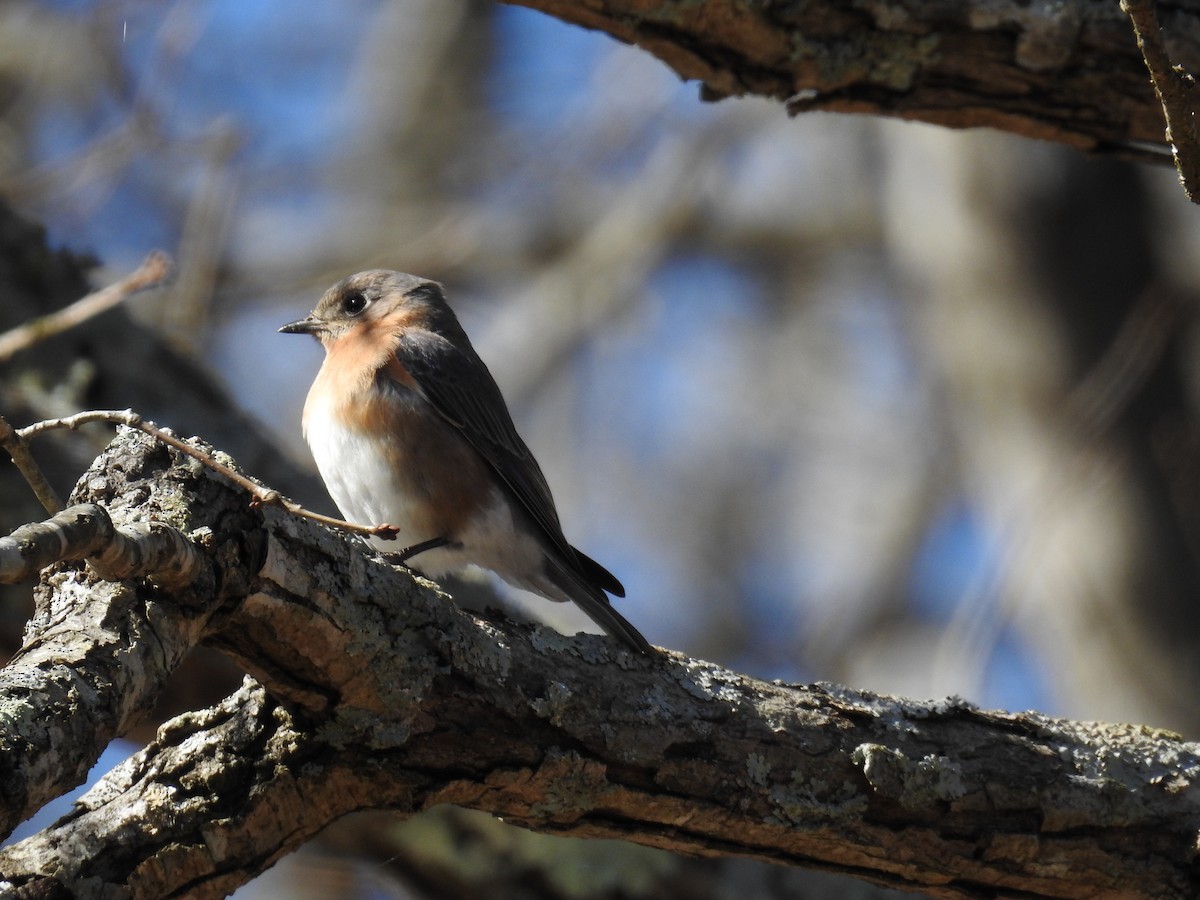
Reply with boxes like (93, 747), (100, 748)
(0, 503), (203, 588)
(0, 430), (1199, 897)
(0, 251), (172, 364)
(499, 0), (1197, 160)
(18, 410), (402, 542)
(0, 413), (62, 515)
(1121, 0), (1200, 199)
(0, 432), (263, 839)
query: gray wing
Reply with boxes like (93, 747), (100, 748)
(393, 330), (624, 598)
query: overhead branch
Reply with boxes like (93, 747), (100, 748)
(499, 0), (1195, 160)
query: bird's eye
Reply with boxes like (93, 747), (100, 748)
(343, 291), (368, 316)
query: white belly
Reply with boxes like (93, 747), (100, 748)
(305, 409), (416, 533)
(302, 399), (546, 585)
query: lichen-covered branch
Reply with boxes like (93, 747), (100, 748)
(0, 432), (264, 839)
(2, 430), (1200, 898)
(0, 502), (203, 588)
(0, 679), (425, 899)
(499, 0), (1193, 159)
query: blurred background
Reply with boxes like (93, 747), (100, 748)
(3, 0), (1200, 897)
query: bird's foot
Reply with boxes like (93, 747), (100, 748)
(389, 535), (458, 565)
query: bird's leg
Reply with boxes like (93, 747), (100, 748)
(390, 535), (458, 564)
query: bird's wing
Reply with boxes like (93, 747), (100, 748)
(390, 328), (640, 649)
(390, 330), (621, 591)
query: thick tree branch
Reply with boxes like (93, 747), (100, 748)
(2, 430), (1200, 897)
(500, 0), (1196, 159)
(0, 433), (264, 839)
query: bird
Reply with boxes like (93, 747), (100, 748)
(279, 269), (653, 655)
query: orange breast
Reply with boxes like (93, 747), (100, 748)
(305, 323), (494, 541)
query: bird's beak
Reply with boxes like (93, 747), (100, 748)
(278, 314), (324, 336)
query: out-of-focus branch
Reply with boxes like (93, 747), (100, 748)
(1068, 288), (1184, 433)
(0, 250), (172, 363)
(1121, 0), (1200, 201)
(3, 429), (1200, 897)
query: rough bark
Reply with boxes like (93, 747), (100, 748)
(0, 433), (264, 841)
(500, 0), (1196, 158)
(0, 198), (320, 736)
(0, 431), (1199, 897)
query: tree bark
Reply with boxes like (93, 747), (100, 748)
(1, 430), (1200, 898)
(500, 0), (1193, 158)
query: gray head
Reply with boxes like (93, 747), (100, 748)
(278, 270), (452, 343)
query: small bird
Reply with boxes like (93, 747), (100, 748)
(280, 270), (652, 654)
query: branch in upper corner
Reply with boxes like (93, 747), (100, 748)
(503, 0), (1181, 159)
(1122, 0), (1200, 201)
(0, 250), (173, 363)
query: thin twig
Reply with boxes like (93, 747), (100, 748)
(17, 410), (400, 542)
(0, 251), (174, 363)
(1121, 0), (1200, 202)
(0, 413), (63, 514)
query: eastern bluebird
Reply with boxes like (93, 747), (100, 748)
(279, 270), (652, 654)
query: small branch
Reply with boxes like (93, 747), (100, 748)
(0, 250), (173, 363)
(0, 503), (204, 591)
(1121, 0), (1200, 201)
(17, 409), (400, 542)
(0, 413), (62, 514)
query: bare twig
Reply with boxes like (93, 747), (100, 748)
(1121, 0), (1200, 201)
(0, 413), (62, 514)
(17, 409), (400, 543)
(0, 251), (173, 363)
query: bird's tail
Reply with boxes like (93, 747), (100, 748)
(541, 554), (653, 655)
